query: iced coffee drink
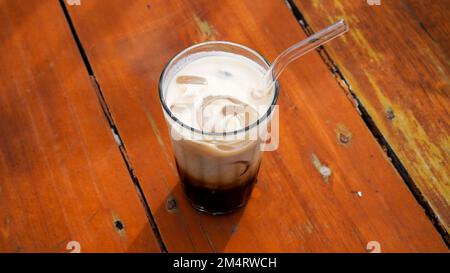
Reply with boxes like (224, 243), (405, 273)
(159, 41), (278, 214)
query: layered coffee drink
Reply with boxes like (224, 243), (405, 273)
(159, 42), (277, 214)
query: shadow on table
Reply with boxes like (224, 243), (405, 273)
(153, 182), (246, 253)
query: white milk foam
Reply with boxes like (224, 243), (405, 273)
(165, 52), (273, 133)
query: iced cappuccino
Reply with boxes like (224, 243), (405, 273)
(158, 41), (278, 214)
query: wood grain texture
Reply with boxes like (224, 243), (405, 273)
(402, 0), (450, 56)
(66, 0), (447, 252)
(292, 0), (450, 239)
(0, 0), (160, 252)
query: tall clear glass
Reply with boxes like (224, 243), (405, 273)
(158, 41), (279, 215)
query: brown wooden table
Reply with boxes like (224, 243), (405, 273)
(0, 0), (448, 252)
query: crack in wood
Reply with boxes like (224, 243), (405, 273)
(400, 0), (436, 43)
(59, 0), (168, 252)
(285, 0), (449, 246)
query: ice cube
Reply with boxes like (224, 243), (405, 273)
(196, 95), (259, 132)
(214, 140), (251, 151)
(169, 85), (205, 115)
(176, 75), (207, 85)
(251, 88), (266, 99)
(169, 102), (189, 114)
(233, 161), (250, 176)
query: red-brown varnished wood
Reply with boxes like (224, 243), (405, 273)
(0, 0), (160, 252)
(292, 0), (450, 240)
(65, 0), (447, 252)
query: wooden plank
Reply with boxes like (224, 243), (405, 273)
(0, 0), (160, 252)
(402, 0), (450, 56)
(292, 0), (450, 239)
(65, 0), (447, 252)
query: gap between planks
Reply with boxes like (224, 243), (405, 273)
(285, 0), (449, 247)
(59, 0), (168, 252)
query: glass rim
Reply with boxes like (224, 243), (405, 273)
(158, 40), (279, 136)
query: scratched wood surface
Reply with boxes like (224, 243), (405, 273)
(292, 0), (450, 240)
(0, 0), (160, 252)
(65, 0), (447, 252)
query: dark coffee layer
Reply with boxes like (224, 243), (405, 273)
(176, 160), (259, 214)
